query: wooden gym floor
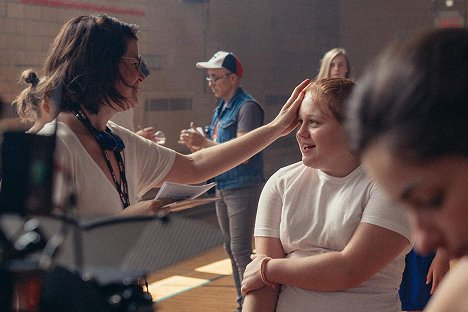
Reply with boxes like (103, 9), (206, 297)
(148, 245), (237, 312)
(143, 201), (238, 312)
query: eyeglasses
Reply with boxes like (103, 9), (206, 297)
(121, 55), (142, 72)
(205, 73), (232, 83)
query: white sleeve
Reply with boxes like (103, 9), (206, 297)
(134, 136), (176, 197)
(110, 123), (176, 198)
(254, 171), (283, 238)
(361, 183), (413, 243)
(51, 135), (74, 213)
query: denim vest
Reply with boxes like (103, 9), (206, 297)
(206, 87), (264, 190)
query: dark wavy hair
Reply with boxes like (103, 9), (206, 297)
(347, 28), (468, 162)
(40, 15), (139, 114)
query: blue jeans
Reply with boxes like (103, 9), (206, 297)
(216, 184), (263, 311)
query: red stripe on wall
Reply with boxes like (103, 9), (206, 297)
(21, 0), (145, 17)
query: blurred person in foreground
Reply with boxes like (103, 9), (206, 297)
(346, 28), (468, 312)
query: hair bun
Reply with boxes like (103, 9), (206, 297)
(21, 70), (40, 88)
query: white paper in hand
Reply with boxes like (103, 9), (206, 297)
(154, 182), (216, 201)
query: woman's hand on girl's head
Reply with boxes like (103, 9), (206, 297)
(270, 79), (310, 136)
(241, 254), (268, 295)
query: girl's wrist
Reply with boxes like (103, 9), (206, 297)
(260, 257), (277, 288)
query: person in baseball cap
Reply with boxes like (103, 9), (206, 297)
(180, 51), (264, 311)
(196, 51), (244, 78)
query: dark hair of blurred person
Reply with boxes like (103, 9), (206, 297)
(346, 28), (468, 312)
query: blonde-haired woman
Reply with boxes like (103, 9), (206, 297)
(316, 48), (350, 80)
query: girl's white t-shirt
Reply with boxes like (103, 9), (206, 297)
(255, 162), (412, 312)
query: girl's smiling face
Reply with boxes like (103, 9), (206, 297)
(296, 92), (356, 177)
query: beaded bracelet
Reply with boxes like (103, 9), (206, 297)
(260, 257), (277, 288)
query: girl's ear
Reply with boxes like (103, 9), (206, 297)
(42, 100), (50, 114)
(41, 101), (52, 116)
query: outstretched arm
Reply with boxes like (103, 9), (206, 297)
(242, 222), (409, 294)
(164, 79), (310, 184)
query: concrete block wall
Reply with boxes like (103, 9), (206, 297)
(339, 0), (434, 79)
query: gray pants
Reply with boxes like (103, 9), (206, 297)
(216, 184), (263, 311)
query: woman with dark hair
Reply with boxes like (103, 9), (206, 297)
(33, 14), (309, 312)
(38, 14), (308, 218)
(346, 28), (468, 312)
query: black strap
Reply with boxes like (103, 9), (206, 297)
(102, 149), (130, 209)
(74, 110), (130, 209)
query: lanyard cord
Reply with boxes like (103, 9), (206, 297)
(74, 110), (130, 209)
(102, 149), (130, 209)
